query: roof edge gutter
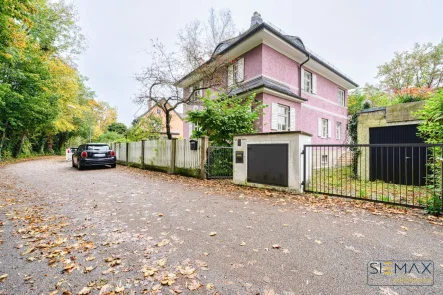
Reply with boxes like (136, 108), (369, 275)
(299, 54), (310, 97)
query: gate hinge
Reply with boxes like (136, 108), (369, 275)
(301, 150), (305, 155)
(301, 181), (305, 185)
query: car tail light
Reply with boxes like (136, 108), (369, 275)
(81, 151), (87, 158)
(110, 150), (115, 156)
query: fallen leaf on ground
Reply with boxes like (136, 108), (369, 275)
(157, 239), (170, 247)
(115, 285), (124, 293)
(156, 258), (167, 267)
(272, 244), (281, 249)
(0, 274), (8, 282)
(206, 283), (214, 290)
(187, 280), (201, 290)
(209, 232), (217, 236)
(83, 266), (95, 273)
(160, 272), (177, 286)
(142, 266), (158, 276)
(240, 241), (246, 246)
(98, 284), (114, 295)
(313, 270), (324, 276)
(315, 240), (322, 245)
(77, 287), (91, 295)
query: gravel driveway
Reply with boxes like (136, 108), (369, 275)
(0, 157), (442, 295)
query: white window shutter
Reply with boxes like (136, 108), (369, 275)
(237, 58), (244, 82)
(312, 74), (317, 94)
(318, 118), (322, 137)
(271, 103), (278, 130)
(327, 120), (332, 138)
(301, 68), (305, 91)
(228, 64), (234, 86)
(289, 107), (296, 131)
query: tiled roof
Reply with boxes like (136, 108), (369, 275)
(228, 76), (307, 101)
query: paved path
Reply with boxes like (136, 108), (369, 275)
(0, 158), (442, 295)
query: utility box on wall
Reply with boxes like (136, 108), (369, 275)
(233, 131), (312, 193)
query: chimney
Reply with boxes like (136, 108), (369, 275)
(250, 12), (263, 27)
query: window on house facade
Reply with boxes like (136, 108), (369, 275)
(321, 118), (329, 138)
(156, 109), (161, 115)
(321, 155), (328, 164)
(304, 70), (313, 93)
(336, 121), (342, 140)
(338, 89), (345, 106)
(228, 58), (244, 87)
(189, 81), (203, 101)
(277, 104), (289, 131)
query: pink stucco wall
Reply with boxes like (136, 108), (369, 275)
(253, 44), (348, 144)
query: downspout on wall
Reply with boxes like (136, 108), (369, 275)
(299, 54), (310, 97)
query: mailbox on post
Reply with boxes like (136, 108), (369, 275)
(190, 140), (198, 150)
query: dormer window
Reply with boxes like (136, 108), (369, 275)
(228, 57), (244, 87)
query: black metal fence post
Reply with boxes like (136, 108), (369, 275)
(441, 146), (443, 212)
(302, 146), (306, 192)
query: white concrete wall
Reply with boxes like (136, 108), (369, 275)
(233, 132), (312, 193)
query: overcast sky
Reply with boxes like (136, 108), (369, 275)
(73, 0), (443, 126)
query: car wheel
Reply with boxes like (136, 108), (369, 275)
(110, 163), (116, 168)
(77, 159), (83, 170)
(72, 158), (75, 167)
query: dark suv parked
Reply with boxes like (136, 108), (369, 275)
(72, 143), (116, 170)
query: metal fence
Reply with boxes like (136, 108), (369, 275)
(303, 144), (443, 209)
(207, 146), (233, 179)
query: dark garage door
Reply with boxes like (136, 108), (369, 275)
(369, 124), (426, 185)
(247, 144), (288, 187)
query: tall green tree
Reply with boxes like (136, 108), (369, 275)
(186, 92), (265, 146)
(377, 41), (443, 92)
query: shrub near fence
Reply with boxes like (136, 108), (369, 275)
(112, 137), (208, 179)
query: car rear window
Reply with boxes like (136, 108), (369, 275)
(86, 145), (110, 151)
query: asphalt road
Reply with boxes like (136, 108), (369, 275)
(0, 157), (442, 295)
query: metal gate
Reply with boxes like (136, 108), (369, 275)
(207, 146), (233, 179)
(303, 144), (443, 208)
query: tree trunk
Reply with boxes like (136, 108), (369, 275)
(13, 132), (25, 158)
(47, 134), (54, 153)
(165, 109), (172, 140)
(0, 120), (8, 161)
(57, 132), (67, 153)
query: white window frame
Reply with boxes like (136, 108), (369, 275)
(228, 58), (244, 87)
(321, 155), (328, 165)
(321, 118), (328, 138)
(336, 121), (342, 140)
(276, 104), (289, 131)
(304, 70), (313, 93)
(338, 88), (345, 106)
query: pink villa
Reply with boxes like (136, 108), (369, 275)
(178, 12), (358, 144)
